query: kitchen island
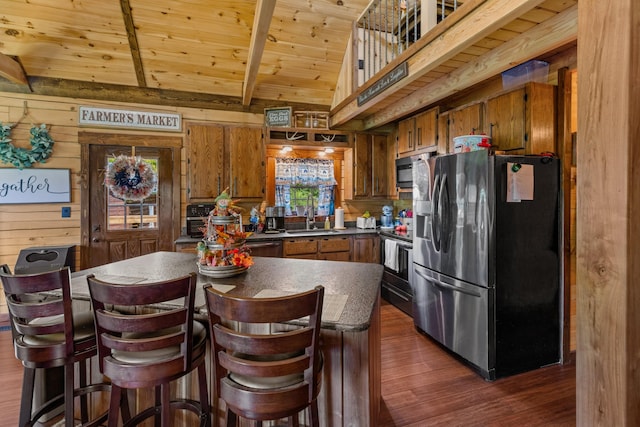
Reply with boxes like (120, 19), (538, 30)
(70, 251), (383, 426)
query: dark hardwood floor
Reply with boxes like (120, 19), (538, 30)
(0, 302), (575, 426)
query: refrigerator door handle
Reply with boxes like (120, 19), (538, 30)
(438, 173), (449, 253)
(414, 268), (482, 297)
(430, 174), (441, 252)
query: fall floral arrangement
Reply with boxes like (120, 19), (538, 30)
(105, 155), (157, 201)
(197, 189), (253, 269)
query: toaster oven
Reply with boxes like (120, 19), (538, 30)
(186, 204), (215, 238)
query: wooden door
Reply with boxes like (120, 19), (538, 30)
(228, 126), (265, 199)
(187, 123), (226, 200)
(486, 88), (526, 152)
(371, 134), (388, 197)
(353, 133), (372, 197)
(414, 107), (438, 153)
(449, 102), (484, 151)
(397, 117), (415, 155)
(86, 144), (176, 268)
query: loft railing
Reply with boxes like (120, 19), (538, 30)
(355, 0), (462, 86)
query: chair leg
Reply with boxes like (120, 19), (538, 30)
(64, 363), (75, 427)
(19, 367), (36, 427)
(197, 362), (211, 427)
(78, 359), (89, 423)
(161, 383), (172, 427)
(108, 385), (123, 427)
(309, 401), (320, 427)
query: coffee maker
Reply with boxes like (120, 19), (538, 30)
(265, 206), (285, 233)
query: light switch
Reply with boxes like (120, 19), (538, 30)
(61, 206), (71, 218)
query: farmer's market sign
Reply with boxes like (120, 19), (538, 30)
(79, 106), (182, 132)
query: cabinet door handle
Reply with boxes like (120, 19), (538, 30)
(417, 127), (422, 147)
(408, 130), (413, 149)
(217, 174), (221, 195)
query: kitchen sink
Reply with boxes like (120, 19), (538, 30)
(285, 229), (340, 234)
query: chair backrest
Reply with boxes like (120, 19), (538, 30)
(0, 266), (79, 360)
(86, 273), (197, 380)
(204, 285), (324, 408)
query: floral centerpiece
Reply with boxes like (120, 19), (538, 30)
(197, 189), (253, 272)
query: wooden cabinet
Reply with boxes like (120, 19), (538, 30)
(187, 124), (226, 199)
(353, 234), (380, 263)
(397, 107), (438, 156)
(485, 82), (556, 154)
(186, 123), (264, 201)
(283, 236), (351, 261)
(228, 126), (265, 198)
(447, 102), (484, 152)
(345, 133), (389, 199)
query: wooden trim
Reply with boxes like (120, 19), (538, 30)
(78, 131), (183, 148)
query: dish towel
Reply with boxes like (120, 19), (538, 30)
(384, 239), (399, 272)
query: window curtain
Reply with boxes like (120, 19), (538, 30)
(275, 158), (337, 186)
(275, 158), (336, 216)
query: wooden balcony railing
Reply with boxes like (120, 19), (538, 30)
(355, 0), (463, 86)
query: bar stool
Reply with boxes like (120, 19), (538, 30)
(87, 272), (210, 427)
(204, 285), (324, 427)
(0, 265), (109, 427)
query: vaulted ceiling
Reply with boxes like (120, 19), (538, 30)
(0, 0), (371, 112)
(0, 0), (578, 130)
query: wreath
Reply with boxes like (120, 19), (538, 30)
(105, 155), (157, 201)
(0, 122), (55, 169)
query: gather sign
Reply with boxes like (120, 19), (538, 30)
(0, 168), (71, 204)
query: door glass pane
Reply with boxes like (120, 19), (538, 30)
(106, 156), (159, 230)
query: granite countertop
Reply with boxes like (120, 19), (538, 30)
(175, 226), (379, 244)
(70, 251), (383, 332)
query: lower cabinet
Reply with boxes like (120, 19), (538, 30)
(284, 236), (352, 261)
(353, 234), (380, 263)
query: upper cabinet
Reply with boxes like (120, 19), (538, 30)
(187, 123), (265, 201)
(186, 124), (226, 200)
(228, 126), (265, 199)
(447, 102), (484, 152)
(485, 82), (556, 154)
(397, 107), (439, 157)
(345, 133), (390, 199)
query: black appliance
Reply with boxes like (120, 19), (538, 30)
(395, 157), (413, 188)
(186, 204), (215, 238)
(412, 150), (561, 380)
(380, 230), (413, 316)
(265, 206), (285, 233)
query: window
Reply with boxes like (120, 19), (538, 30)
(274, 158), (336, 216)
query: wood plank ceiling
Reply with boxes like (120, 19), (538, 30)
(0, 0), (578, 129)
(0, 0), (371, 112)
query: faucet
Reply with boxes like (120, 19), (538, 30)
(306, 194), (316, 229)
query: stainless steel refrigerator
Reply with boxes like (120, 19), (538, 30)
(411, 150), (561, 380)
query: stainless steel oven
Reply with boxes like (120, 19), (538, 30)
(380, 232), (413, 316)
(186, 204), (215, 238)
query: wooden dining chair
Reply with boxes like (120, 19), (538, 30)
(204, 285), (324, 427)
(0, 265), (109, 427)
(86, 272), (210, 427)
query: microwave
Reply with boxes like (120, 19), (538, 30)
(395, 157), (413, 188)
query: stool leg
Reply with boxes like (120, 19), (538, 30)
(19, 367), (36, 427)
(309, 401), (319, 427)
(197, 362), (211, 427)
(64, 363), (74, 427)
(108, 385), (122, 427)
(161, 383), (171, 427)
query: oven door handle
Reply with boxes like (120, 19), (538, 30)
(382, 284), (410, 302)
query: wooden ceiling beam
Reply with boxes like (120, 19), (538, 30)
(0, 53), (30, 87)
(120, 0), (147, 87)
(330, 0), (547, 127)
(362, 4), (578, 129)
(0, 76), (327, 114)
(242, 0), (277, 106)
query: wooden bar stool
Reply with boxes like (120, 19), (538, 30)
(87, 272), (210, 427)
(204, 285), (324, 427)
(0, 265), (110, 427)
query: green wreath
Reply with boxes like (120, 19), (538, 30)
(0, 122), (55, 169)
